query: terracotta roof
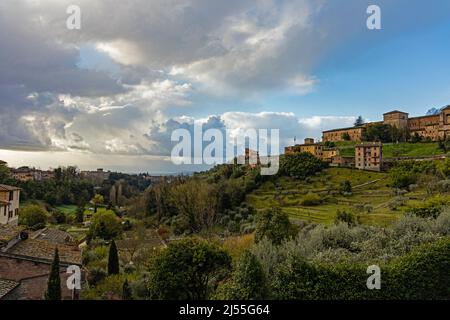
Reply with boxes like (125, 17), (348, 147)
(0, 184), (20, 191)
(7, 239), (82, 265)
(0, 225), (25, 243)
(32, 228), (75, 245)
(0, 279), (19, 299)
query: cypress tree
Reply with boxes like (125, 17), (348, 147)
(122, 279), (132, 300)
(45, 248), (61, 300)
(108, 240), (120, 275)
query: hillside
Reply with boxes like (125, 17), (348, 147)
(247, 167), (434, 227)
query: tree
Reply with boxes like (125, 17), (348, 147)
(342, 132), (351, 141)
(89, 210), (122, 240)
(108, 240), (120, 275)
(411, 132), (422, 143)
(354, 116), (365, 126)
(169, 180), (218, 232)
(255, 207), (296, 245)
(147, 238), (231, 300)
(45, 248), (61, 300)
(340, 180), (352, 194)
(335, 210), (356, 227)
(76, 205), (84, 223)
(91, 194), (104, 213)
(279, 152), (328, 179)
(19, 204), (48, 230)
(0, 161), (11, 183)
(122, 279), (132, 300)
(216, 250), (267, 300)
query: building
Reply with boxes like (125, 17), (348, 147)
(0, 185), (20, 225)
(80, 168), (110, 182)
(0, 225), (82, 300)
(322, 106), (450, 142)
(11, 167), (54, 182)
(284, 138), (324, 158)
(322, 148), (339, 162)
(330, 155), (355, 167)
(355, 142), (383, 171)
(322, 126), (365, 142)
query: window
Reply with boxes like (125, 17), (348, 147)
(9, 191), (13, 201)
(15, 208), (19, 216)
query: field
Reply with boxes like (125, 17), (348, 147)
(247, 167), (431, 227)
(337, 141), (446, 158)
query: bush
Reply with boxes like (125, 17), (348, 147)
(334, 210), (356, 227)
(89, 211), (122, 240)
(300, 193), (322, 206)
(19, 204), (48, 229)
(255, 208), (296, 245)
(279, 152), (328, 179)
(271, 237), (450, 299)
(146, 238), (231, 300)
(215, 251), (267, 300)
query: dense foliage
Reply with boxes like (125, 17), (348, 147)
(19, 204), (48, 230)
(144, 238), (231, 300)
(279, 152), (328, 179)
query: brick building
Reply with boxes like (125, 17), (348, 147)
(0, 225), (82, 300)
(355, 142), (383, 171)
(322, 106), (450, 142)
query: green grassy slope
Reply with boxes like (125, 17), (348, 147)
(247, 167), (431, 227)
(337, 142), (446, 158)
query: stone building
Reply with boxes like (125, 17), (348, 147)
(0, 185), (20, 226)
(284, 138), (324, 158)
(322, 126), (365, 142)
(355, 142), (383, 172)
(322, 106), (450, 143)
(0, 225), (82, 300)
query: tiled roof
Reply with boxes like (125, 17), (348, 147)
(7, 239), (82, 265)
(32, 228), (75, 245)
(0, 279), (19, 299)
(0, 225), (25, 243)
(0, 184), (20, 191)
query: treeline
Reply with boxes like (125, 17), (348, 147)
(389, 158), (450, 190)
(133, 152), (327, 235)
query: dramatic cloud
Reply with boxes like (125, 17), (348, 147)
(1, 0), (449, 172)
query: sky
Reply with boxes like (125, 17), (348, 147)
(1, 0), (450, 173)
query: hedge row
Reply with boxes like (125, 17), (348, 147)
(272, 237), (450, 300)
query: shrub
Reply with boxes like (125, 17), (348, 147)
(89, 211), (122, 240)
(146, 238), (231, 300)
(215, 251), (267, 300)
(279, 152), (328, 179)
(19, 204), (48, 229)
(334, 210), (356, 227)
(300, 193), (322, 206)
(255, 208), (296, 245)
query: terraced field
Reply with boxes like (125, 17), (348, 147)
(247, 167), (430, 227)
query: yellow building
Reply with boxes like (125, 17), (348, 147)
(284, 138), (323, 158)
